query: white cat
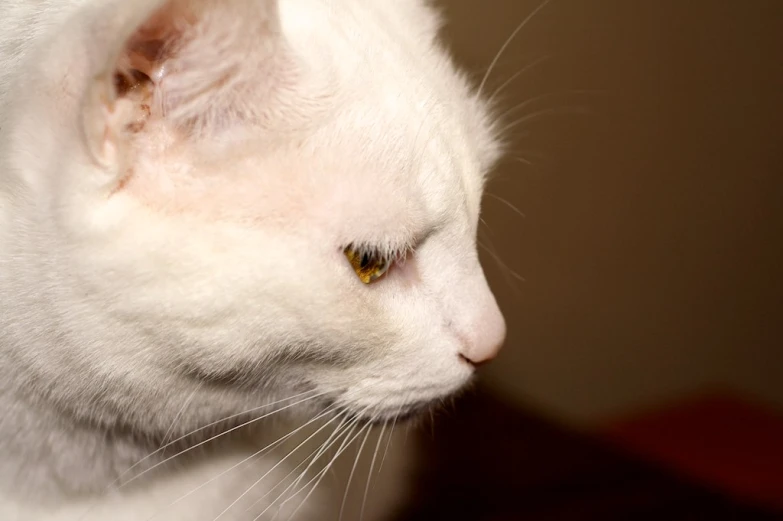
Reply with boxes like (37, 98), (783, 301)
(0, 0), (506, 519)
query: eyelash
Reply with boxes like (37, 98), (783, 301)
(343, 244), (407, 284)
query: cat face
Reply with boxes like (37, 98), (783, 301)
(1, 0), (504, 426)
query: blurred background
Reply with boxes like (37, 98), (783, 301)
(446, 0), (782, 425)
(386, 1), (783, 520)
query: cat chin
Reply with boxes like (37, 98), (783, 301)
(320, 399), (439, 428)
(314, 376), (476, 426)
(366, 400), (439, 424)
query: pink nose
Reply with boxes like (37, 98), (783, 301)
(459, 298), (506, 366)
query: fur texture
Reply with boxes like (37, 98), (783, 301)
(0, 0), (506, 519)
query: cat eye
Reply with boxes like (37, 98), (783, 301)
(344, 246), (392, 284)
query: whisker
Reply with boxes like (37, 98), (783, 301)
(515, 156), (535, 166)
(143, 405), (341, 520)
(506, 148), (546, 160)
(120, 390), (328, 490)
(338, 420), (373, 521)
(478, 240), (525, 283)
(378, 411), (399, 475)
(111, 388), (321, 489)
(285, 413), (351, 499)
(499, 105), (592, 135)
(479, 216), (493, 237)
(75, 389), (325, 521)
(485, 192), (526, 219)
(159, 383), (202, 458)
(477, 0), (552, 97)
(254, 410), (371, 521)
(210, 409), (342, 521)
(486, 55), (551, 107)
(243, 414), (360, 515)
(496, 89), (597, 122)
(359, 422), (386, 521)
(280, 422), (369, 521)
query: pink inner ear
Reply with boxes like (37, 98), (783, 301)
(111, 3), (194, 131)
(125, 41), (167, 82)
(120, 2), (190, 84)
(106, 0), (293, 141)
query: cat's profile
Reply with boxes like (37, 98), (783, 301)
(0, 0), (506, 519)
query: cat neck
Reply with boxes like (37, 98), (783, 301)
(0, 375), (160, 501)
(0, 377), (334, 521)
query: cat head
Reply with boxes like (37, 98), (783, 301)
(1, 0), (505, 429)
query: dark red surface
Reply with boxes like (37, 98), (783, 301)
(394, 386), (782, 521)
(603, 392), (783, 511)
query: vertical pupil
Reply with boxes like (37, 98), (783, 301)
(360, 253), (370, 269)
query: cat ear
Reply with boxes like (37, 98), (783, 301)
(81, 0), (285, 169)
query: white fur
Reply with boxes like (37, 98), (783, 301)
(0, 0), (505, 519)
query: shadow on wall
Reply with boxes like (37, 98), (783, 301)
(439, 0), (783, 423)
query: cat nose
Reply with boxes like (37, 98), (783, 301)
(459, 298), (506, 367)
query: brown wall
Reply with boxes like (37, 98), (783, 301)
(440, 1), (783, 423)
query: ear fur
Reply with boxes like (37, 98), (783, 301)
(80, 0), (285, 178)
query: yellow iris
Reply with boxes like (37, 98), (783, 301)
(344, 246), (392, 284)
